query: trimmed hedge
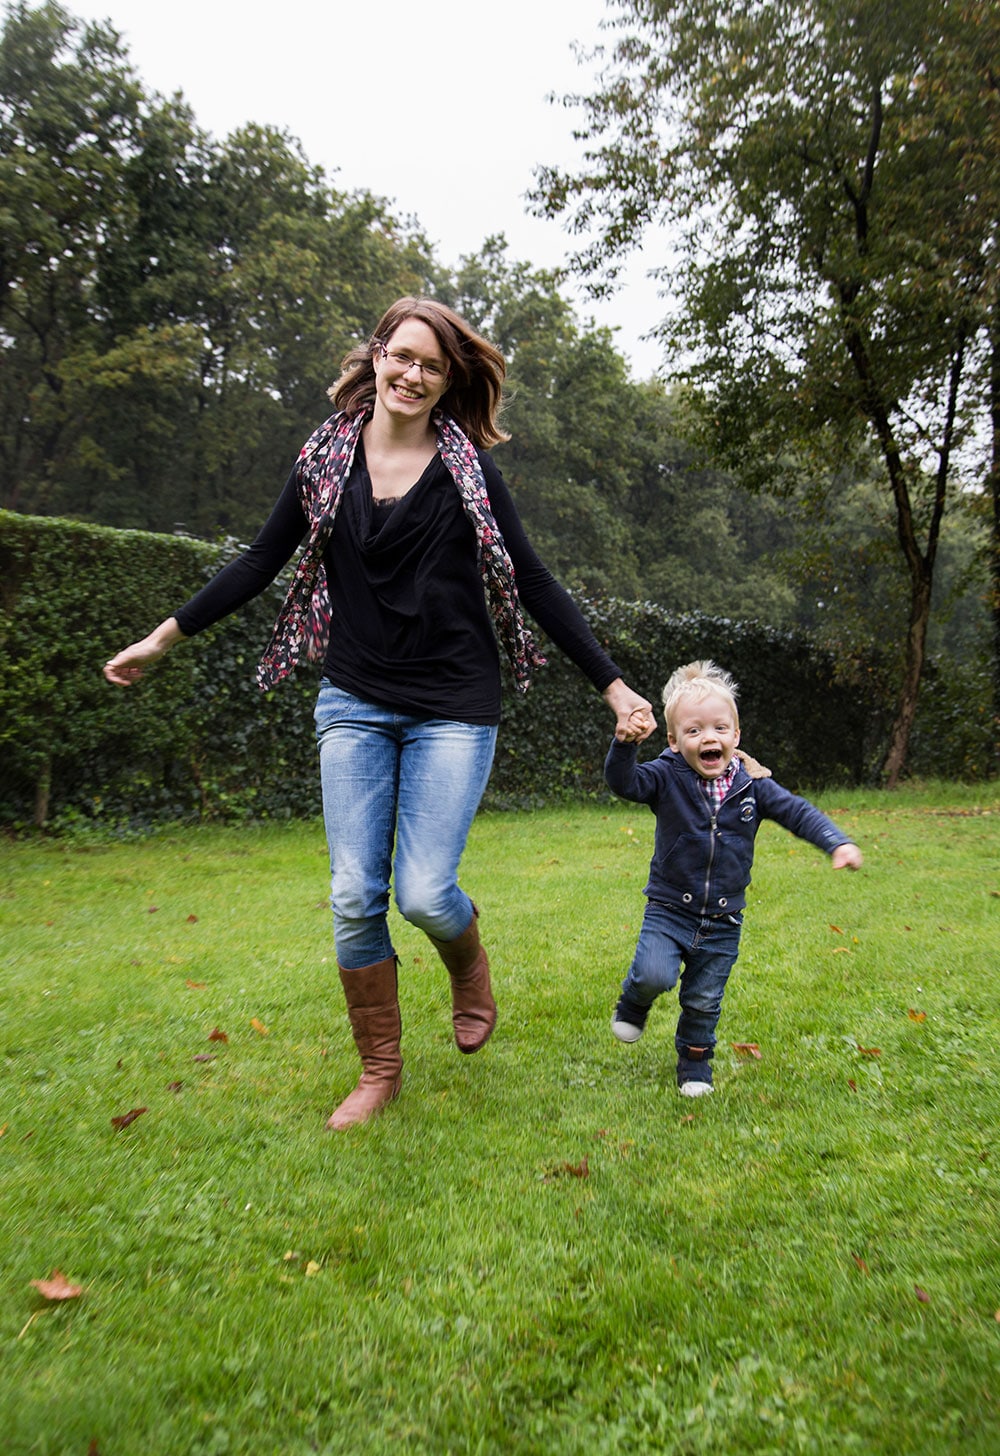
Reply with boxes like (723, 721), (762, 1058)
(1, 511), (894, 832)
(495, 598), (892, 807)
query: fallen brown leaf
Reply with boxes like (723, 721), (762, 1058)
(208, 1027), (228, 1043)
(829, 924), (844, 935)
(186, 914), (198, 924)
(193, 1053), (215, 1063)
(857, 1045), (881, 1057)
(851, 1253), (870, 1274)
(915, 1285), (931, 1303)
(250, 1018), (269, 1036)
(185, 979), (206, 989)
(111, 1107), (147, 1130)
(31, 1269), (84, 1301)
(544, 1157), (590, 1181)
(731, 1042), (762, 1059)
(907, 1009), (927, 1022)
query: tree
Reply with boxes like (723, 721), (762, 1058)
(445, 237), (798, 620)
(534, 0), (999, 782)
(0, 1), (437, 538)
(0, 0), (154, 511)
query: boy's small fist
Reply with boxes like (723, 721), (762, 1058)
(832, 843), (863, 871)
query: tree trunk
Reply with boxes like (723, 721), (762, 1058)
(33, 754), (51, 829)
(881, 564), (933, 788)
(990, 330), (1000, 773)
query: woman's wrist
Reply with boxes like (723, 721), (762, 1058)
(147, 617), (187, 656)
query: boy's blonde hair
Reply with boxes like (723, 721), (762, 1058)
(662, 660), (740, 737)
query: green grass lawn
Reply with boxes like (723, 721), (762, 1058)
(2, 783), (999, 1454)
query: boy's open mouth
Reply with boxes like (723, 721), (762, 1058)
(700, 748), (723, 765)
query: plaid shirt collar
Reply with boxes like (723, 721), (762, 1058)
(698, 755), (740, 812)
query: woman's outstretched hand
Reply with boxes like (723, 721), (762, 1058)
(103, 619), (186, 687)
(603, 678), (657, 743)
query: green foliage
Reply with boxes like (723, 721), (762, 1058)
(0, 2), (435, 537)
(2, 6), (993, 809)
(0, 512), (321, 827)
(907, 653), (997, 782)
(0, 512), (902, 831)
(0, 510), (207, 826)
(448, 240), (801, 623)
(494, 598), (892, 807)
(533, 0), (1000, 782)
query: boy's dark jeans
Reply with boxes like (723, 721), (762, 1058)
(618, 898), (743, 1059)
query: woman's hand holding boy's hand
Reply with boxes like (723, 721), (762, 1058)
(831, 843), (863, 871)
(603, 678), (657, 743)
(619, 708), (656, 743)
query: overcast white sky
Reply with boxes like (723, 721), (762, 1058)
(63, 0), (667, 378)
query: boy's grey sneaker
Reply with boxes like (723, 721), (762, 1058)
(611, 993), (649, 1043)
(676, 1052), (713, 1095)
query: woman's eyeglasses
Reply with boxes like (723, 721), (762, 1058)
(376, 342), (449, 383)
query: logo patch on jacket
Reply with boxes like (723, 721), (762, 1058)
(739, 797), (756, 822)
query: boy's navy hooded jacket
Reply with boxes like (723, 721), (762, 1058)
(605, 740), (853, 917)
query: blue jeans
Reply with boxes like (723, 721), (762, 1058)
(314, 683), (498, 970)
(620, 899), (743, 1057)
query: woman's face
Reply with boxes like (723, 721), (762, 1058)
(372, 318), (451, 428)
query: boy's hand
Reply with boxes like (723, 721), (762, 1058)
(831, 843), (863, 871)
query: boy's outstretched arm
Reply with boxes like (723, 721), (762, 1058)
(604, 736), (660, 805)
(831, 843), (863, 870)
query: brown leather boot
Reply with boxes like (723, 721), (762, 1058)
(428, 911), (496, 1054)
(326, 956), (403, 1130)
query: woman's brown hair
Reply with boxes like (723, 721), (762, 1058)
(329, 296), (510, 448)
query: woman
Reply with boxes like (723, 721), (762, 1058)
(104, 296), (656, 1129)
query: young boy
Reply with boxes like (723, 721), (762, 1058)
(605, 660), (863, 1097)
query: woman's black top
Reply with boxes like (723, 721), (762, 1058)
(174, 441), (621, 725)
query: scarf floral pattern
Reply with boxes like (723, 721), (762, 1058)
(256, 406), (546, 693)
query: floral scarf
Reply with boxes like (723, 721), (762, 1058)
(256, 406), (546, 693)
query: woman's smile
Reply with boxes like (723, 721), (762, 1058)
(373, 319), (451, 424)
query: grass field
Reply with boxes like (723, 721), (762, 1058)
(2, 782), (999, 1454)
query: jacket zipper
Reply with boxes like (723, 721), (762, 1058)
(701, 806), (718, 916)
